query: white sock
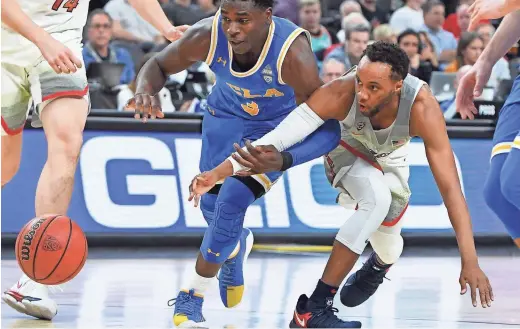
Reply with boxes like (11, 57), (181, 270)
(185, 271), (213, 296)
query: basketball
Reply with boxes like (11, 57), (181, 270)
(15, 215), (88, 285)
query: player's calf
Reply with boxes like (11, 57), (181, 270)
(1, 133), (23, 187)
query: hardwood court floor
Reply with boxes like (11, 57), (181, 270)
(2, 246), (519, 328)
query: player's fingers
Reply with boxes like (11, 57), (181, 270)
(141, 96), (152, 123)
(235, 169), (255, 176)
(459, 277), (467, 294)
(234, 143), (258, 164)
(245, 140), (260, 156)
(479, 285), (488, 308)
(59, 54), (76, 73)
(487, 278), (494, 301)
(150, 95), (163, 120)
(232, 153), (255, 168)
(134, 94), (143, 119)
(470, 280), (478, 307)
(194, 194), (200, 207)
(66, 49), (83, 69)
(48, 60), (62, 74)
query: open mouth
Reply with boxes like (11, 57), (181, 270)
(229, 40), (244, 46)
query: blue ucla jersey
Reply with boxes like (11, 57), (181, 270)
(199, 10), (310, 188)
(491, 74), (520, 158)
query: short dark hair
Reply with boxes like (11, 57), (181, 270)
(87, 9), (112, 27)
(346, 24), (371, 40)
(362, 41), (409, 81)
(397, 28), (420, 45)
(222, 0), (274, 9)
(422, 0), (444, 14)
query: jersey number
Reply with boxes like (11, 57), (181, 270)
(52, 0), (80, 12)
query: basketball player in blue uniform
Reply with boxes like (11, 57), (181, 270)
(125, 0), (361, 327)
(455, 2), (520, 248)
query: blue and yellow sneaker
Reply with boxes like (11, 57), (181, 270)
(169, 289), (206, 328)
(218, 228), (254, 308)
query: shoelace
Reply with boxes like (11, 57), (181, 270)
(355, 262), (390, 293)
(167, 293), (197, 315)
(311, 304), (346, 327)
(219, 258), (237, 285)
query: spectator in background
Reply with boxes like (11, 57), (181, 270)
(420, 0), (457, 67)
(444, 3), (471, 39)
(163, 0), (208, 27)
(398, 29), (436, 83)
(358, 0), (389, 28)
(372, 24), (397, 43)
(197, 0), (218, 16)
(444, 32), (484, 73)
(299, 0), (338, 62)
(325, 24), (370, 69)
(339, 0), (361, 18)
(117, 53), (176, 112)
(273, 0), (299, 25)
(336, 12), (370, 43)
(389, 0), (425, 33)
(440, 65), (472, 119)
(320, 58), (347, 83)
(418, 31), (439, 75)
(83, 9), (135, 85)
(104, 0), (165, 48)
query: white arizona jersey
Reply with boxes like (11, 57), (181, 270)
(1, 0), (90, 66)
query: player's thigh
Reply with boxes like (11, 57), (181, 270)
(1, 64), (31, 181)
(29, 53), (89, 157)
(491, 99), (520, 158)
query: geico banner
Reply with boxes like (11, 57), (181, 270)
(1, 130), (507, 235)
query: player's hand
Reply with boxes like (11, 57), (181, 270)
(231, 140), (283, 176)
(163, 25), (190, 42)
(35, 34), (82, 74)
(468, 0), (519, 31)
(188, 171), (219, 207)
(459, 262), (494, 308)
(125, 93), (165, 123)
(455, 61), (492, 119)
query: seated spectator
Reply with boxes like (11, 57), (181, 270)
(117, 53), (176, 112)
(358, 0), (389, 28)
(420, 0), (457, 67)
(299, 0), (339, 63)
(444, 32), (484, 73)
(197, 0), (218, 16)
(418, 31), (439, 79)
(398, 29), (437, 83)
(443, 0), (489, 40)
(83, 9), (135, 85)
(274, 0), (299, 25)
(163, 0), (208, 27)
(104, 0), (164, 49)
(325, 24), (370, 70)
(389, 0), (424, 34)
(440, 65), (472, 119)
(321, 58), (347, 83)
(336, 12), (370, 43)
(373, 24), (397, 43)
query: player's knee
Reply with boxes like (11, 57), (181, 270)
(369, 230), (403, 265)
(47, 126), (83, 163)
(200, 201), (247, 263)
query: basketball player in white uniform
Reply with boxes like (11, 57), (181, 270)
(1, 0), (186, 320)
(189, 42), (494, 317)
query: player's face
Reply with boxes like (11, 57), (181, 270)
(355, 57), (403, 117)
(220, 1), (272, 55)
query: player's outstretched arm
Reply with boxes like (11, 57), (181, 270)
(125, 18), (212, 121)
(468, 0), (520, 30)
(127, 0), (189, 42)
(456, 9), (520, 119)
(1, 0), (82, 74)
(412, 86), (493, 308)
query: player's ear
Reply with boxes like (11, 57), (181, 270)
(265, 7), (272, 23)
(394, 79), (403, 93)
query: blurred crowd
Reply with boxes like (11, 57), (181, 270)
(82, 0), (520, 118)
